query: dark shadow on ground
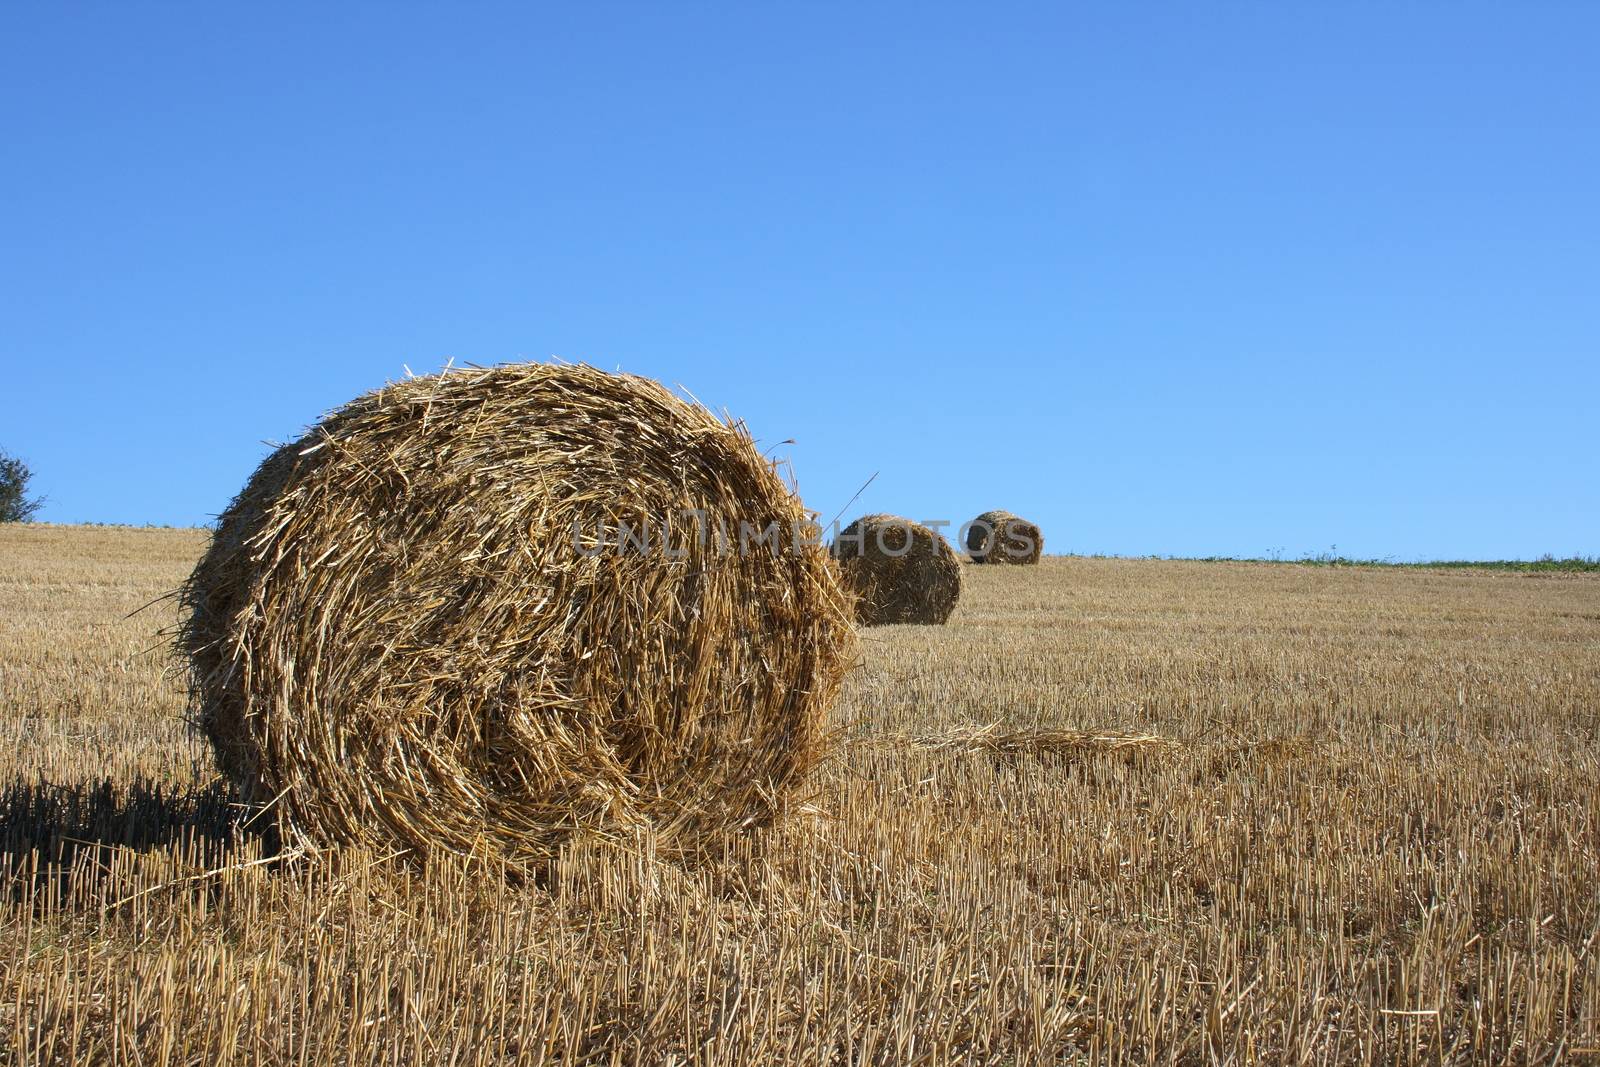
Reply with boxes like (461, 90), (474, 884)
(0, 777), (276, 892)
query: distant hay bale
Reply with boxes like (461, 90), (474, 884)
(830, 514), (961, 625)
(964, 510), (1043, 564)
(177, 363), (857, 870)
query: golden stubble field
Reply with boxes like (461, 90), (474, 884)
(2, 523), (1598, 1065)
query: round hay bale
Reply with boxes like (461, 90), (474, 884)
(830, 514), (962, 625)
(177, 363), (857, 869)
(964, 510), (1043, 564)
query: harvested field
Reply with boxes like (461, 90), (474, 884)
(3, 522), (1600, 1064)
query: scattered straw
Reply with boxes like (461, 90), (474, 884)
(865, 723), (1181, 758)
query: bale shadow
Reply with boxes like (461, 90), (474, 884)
(0, 776), (277, 899)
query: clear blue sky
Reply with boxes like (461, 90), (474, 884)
(3, 4), (1595, 559)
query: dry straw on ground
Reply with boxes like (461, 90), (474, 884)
(830, 514), (962, 625)
(176, 362), (857, 870)
(877, 722), (1180, 759)
(8, 527), (1600, 1063)
(965, 509), (1043, 564)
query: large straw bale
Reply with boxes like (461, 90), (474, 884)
(830, 514), (961, 625)
(178, 363), (857, 868)
(965, 510), (1043, 564)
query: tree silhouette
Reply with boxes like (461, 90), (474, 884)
(0, 449), (44, 522)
